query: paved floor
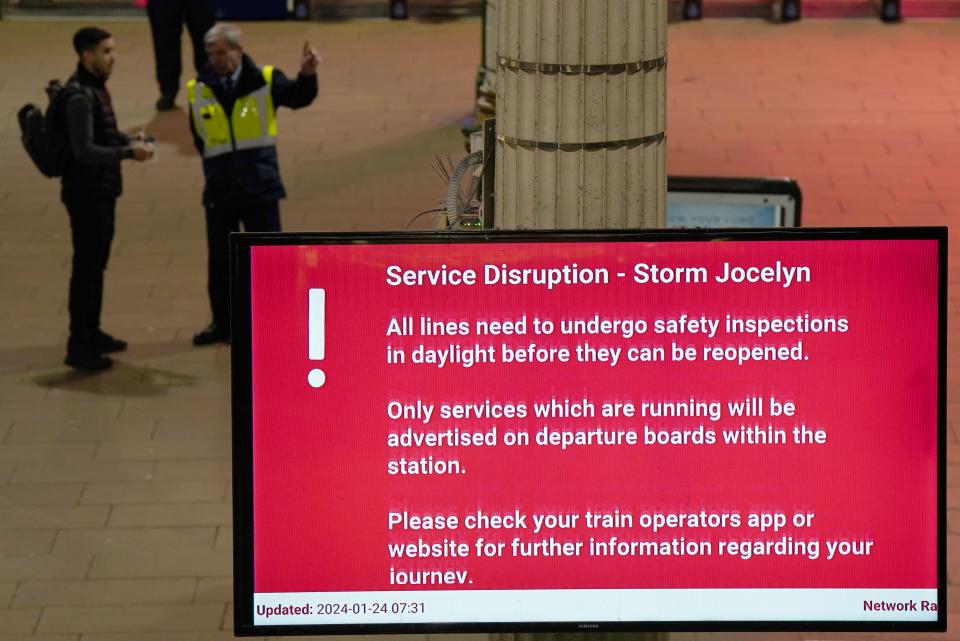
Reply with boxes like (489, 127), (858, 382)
(0, 14), (957, 641)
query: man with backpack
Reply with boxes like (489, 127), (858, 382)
(61, 27), (154, 370)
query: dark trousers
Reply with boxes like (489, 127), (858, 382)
(147, 0), (217, 97)
(205, 197), (281, 329)
(64, 198), (116, 351)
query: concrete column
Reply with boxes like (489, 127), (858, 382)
(495, 0), (667, 229)
(493, 2), (666, 638)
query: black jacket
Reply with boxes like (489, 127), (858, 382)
(189, 54), (317, 205)
(61, 63), (132, 202)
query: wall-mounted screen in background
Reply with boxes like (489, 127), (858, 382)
(666, 176), (802, 229)
(231, 228), (945, 636)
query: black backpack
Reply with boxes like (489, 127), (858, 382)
(17, 80), (89, 178)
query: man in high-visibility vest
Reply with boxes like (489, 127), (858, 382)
(188, 23), (319, 346)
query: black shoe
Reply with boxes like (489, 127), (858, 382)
(193, 323), (230, 346)
(155, 93), (176, 111)
(64, 350), (113, 371)
(95, 331), (127, 353)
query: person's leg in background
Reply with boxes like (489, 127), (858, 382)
(147, 0), (184, 111)
(184, 0), (217, 76)
(194, 199), (240, 345)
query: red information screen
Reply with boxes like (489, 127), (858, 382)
(233, 230), (945, 634)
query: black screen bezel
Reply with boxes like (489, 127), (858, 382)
(231, 226), (947, 636)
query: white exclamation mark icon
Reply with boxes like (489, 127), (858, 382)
(308, 288), (326, 388)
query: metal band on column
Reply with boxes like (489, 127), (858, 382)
(498, 131), (665, 152)
(497, 56), (666, 75)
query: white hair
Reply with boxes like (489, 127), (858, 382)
(204, 23), (243, 48)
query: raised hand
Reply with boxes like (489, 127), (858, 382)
(300, 41), (321, 76)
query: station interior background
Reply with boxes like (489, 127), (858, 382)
(0, 0), (958, 639)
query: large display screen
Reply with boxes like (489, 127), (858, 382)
(231, 228), (946, 636)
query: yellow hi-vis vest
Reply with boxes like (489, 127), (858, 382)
(187, 66), (278, 159)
